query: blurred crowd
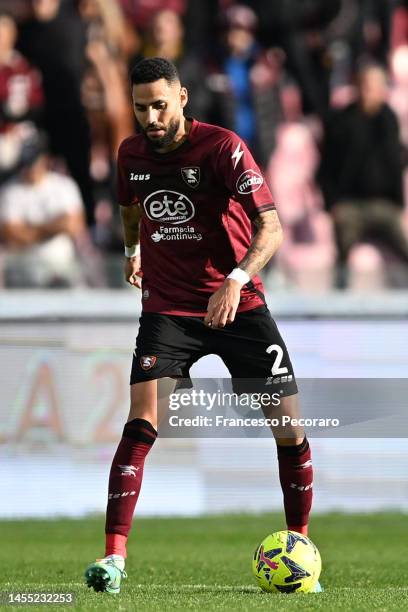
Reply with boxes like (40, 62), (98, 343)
(1, 0), (408, 291)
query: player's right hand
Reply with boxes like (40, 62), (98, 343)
(205, 278), (241, 328)
(125, 256), (143, 288)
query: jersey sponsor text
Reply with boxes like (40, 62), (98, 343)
(236, 169), (264, 194)
(143, 190), (195, 224)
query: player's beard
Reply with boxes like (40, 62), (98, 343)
(141, 117), (180, 150)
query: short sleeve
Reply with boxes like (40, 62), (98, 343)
(117, 142), (133, 206)
(213, 132), (276, 219)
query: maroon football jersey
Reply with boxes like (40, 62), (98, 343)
(117, 119), (276, 315)
(0, 51), (43, 132)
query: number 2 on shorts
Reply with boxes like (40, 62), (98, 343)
(266, 344), (289, 376)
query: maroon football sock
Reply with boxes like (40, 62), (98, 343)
(105, 418), (157, 557)
(276, 437), (313, 534)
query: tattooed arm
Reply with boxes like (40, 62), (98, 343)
(204, 210), (283, 328)
(237, 210), (283, 277)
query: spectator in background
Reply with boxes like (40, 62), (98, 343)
(0, 11), (43, 129)
(326, 1), (372, 108)
(118, 0), (185, 33)
(183, 0), (224, 59)
(267, 123), (336, 291)
(243, 1), (390, 116)
(18, 0), (95, 225)
(391, 0), (408, 49)
(389, 44), (408, 150)
(79, 0), (139, 62)
(326, 0), (393, 109)
(239, 0), (342, 118)
(138, 8), (210, 120)
(319, 64), (408, 287)
(0, 1), (31, 22)
(208, 4), (301, 168)
(0, 10), (43, 182)
(79, 0), (136, 157)
(0, 133), (88, 287)
(389, 4), (408, 153)
(357, 0), (393, 66)
(389, 43), (408, 260)
(78, 0), (137, 251)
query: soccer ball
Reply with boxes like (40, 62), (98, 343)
(252, 530), (321, 593)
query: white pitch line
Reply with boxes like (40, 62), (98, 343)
(133, 585), (259, 591)
(49, 583), (259, 591)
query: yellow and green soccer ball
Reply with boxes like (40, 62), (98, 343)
(252, 530), (321, 593)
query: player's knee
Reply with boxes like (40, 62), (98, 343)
(127, 401), (156, 427)
(128, 380), (158, 423)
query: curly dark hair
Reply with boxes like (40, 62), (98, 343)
(130, 57), (180, 86)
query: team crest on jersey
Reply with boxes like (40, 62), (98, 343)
(181, 166), (200, 188)
(140, 355), (157, 370)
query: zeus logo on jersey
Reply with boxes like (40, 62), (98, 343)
(143, 190), (195, 224)
(231, 142), (244, 169)
(236, 169), (263, 194)
(129, 173), (150, 181)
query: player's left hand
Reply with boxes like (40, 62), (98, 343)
(205, 279), (241, 329)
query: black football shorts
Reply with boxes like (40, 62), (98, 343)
(130, 305), (297, 397)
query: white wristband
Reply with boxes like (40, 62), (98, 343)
(124, 244), (140, 258)
(226, 267), (251, 286)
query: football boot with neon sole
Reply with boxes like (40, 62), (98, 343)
(84, 555), (127, 594)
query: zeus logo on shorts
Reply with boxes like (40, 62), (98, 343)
(143, 190), (195, 224)
(236, 169), (263, 195)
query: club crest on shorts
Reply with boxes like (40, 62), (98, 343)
(140, 355), (157, 370)
(181, 166), (200, 188)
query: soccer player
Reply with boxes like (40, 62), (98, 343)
(85, 57), (317, 594)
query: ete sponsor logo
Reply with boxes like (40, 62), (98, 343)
(236, 169), (263, 194)
(143, 190), (195, 224)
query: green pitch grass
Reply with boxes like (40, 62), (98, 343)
(1, 513), (408, 611)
